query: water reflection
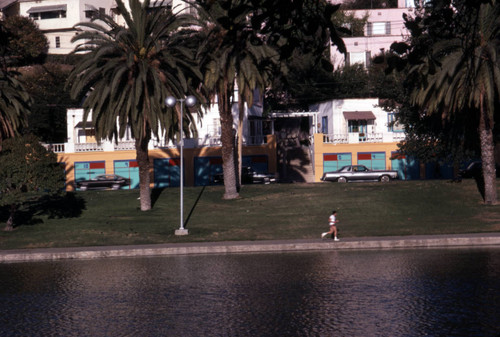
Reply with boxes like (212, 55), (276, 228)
(0, 248), (499, 336)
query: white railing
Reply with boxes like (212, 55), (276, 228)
(362, 133), (383, 143)
(324, 132), (405, 144)
(75, 143), (103, 152)
(42, 143), (65, 153)
(114, 140), (135, 151)
(392, 132), (406, 141)
(323, 134), (348, 144)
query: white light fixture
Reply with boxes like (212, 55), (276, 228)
(165, 95), (197, 236)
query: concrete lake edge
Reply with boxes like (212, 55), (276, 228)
(1, 233), (500, 263)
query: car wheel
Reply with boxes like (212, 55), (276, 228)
(380, 175), (390, 183)
(112, 184), (121, 190)
(80, 186), (87, 191)
(337, 177), (347, 183)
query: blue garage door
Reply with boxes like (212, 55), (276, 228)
(74, 161), (105, 190)
(358, 152), (386, 170)
(154, 158), (181, 188)
(323, 153), (352, 173)
(114, 160), (139, 189)
(194, 157), (223, 186)
(242, 155), (269, 174)
(391, 152), (419, 180)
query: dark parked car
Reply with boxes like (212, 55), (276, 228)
(76, 174), (131, 191)
(458, 161), (500, 179)
(213, 167), (276, 185)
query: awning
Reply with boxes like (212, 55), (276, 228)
(75, 121), (95, 129)
(84, 4), (97, 11)
(27, 4), (67, 14)
(343, 111), (376, 120)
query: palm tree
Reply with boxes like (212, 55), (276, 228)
(0, 24), (30, 150)
(196, 0), (279, 199)
(67, 0), (202, 210)
(0, 70), (30, 150)
(405, 0), (500, 204)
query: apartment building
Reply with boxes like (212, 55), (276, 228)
(2, 0), (191, 54)
(330, 0), (416, 68)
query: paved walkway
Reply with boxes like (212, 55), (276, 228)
(1, 233), (500, 263)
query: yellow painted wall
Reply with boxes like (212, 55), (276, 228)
(313, 133), (400, 182)
(58, 135), (277, 190)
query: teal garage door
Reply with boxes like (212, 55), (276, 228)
(358, 152), (386, 170)
(323, 153), (352, 173)
(154, 158), (180, 188)
(74, 161), (105, 190)
(391, 152), (419, 180)
(114, 160), (139, 189)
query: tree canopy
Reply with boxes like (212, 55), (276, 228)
(1, 15), (48, 66)
(0, 134), (65, 231)
(388, 0), (500, 204)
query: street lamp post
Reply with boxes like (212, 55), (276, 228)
(165, 95), (197, 236)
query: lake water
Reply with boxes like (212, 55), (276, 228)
(1, 247), (499, 337)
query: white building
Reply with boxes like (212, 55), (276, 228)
(315, 98), (405, 144)
(62, 95), (265, 154)
(4, 0), (190, 54)
(330, 0), (416, 68)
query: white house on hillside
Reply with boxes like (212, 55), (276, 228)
(315, 98), (405, 144)
(4, 0), (190, 54)
(15, 0), (114, 54)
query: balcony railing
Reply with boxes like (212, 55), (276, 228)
(75, 143), (103, 152)
(323, 134), (348, 144)
(42, 143), (65, 153)
(114, 140), (135, 151)
(323, 132), (405, 144)
(44, 134), (271, 153)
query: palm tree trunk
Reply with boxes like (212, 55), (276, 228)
(219, 88), (239, 199)
(237, 94), (245, 187)
(479, 93), (497, 205)
(136, 134), (152, 210)
(3, 204), (15, 231)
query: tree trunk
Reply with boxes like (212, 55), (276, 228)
(219, 88), (239, 199)
(237, 94), (245, 188)
(479, 94), (497, 205)
(3, 204), (16, 231)
(136, 134), (152, 211)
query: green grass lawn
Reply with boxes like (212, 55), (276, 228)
(1, 179), (499, 250)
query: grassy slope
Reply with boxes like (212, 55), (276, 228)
(1, 180), (499, 250)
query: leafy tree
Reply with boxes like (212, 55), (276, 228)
(2, 15), (48, 66)
(0, 134), (65, 231)
(21, 64), (77, 143)
(389, 0), (500, 204)
(67, 0), (202, 211)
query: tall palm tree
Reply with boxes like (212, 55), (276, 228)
(196, 0), (279, 199)
(0, 70), (30, 150)
(406, 0), (500, 204)
(0, 24), (30, 150)
(67, 0), (202, 210)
